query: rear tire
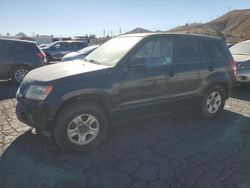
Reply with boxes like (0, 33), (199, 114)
(54, 101), (109, 152)
(11, 66), (30, 84)
(46, 54), (52, 64)
(201, 85), (226, 119)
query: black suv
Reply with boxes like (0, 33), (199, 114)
(0, 38), (46, 83)
(41, 41), (88, 63)
(16, 33), (235, 151)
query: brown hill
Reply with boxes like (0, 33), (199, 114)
(125, 27), (152, 34)
(170, 9), (250, 42)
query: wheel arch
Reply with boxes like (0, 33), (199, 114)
(54, 92), (112, 125)
(203, 71), (232, 99)
(203, 81), (230, 99)
(8, 64), (32, 82)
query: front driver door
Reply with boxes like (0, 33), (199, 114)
(118, 37), (174, 120)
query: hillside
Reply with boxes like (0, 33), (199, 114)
(125, 27), (152, 34)
(170, 9), (250, 42)
(126, 9), (250, 43)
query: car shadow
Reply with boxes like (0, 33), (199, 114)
(0, 81), (19, 101)
(232, 85), (250, 102)
(1, 110), (250, 188)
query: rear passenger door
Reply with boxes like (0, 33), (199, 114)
(169, 36), (202, 97)
(199, 40), (228, 83)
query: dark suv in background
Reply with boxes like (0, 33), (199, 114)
(0, 38), (46, 84)
(16, 33), (235, 151)
(41, 41), (88, 63)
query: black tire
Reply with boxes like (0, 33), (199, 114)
(11, 66), (30, 84)
(54, 101), (109, 152)
(45, 54), (52, 64)
(201, 85), (226, 119)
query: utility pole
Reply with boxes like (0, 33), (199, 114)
(103, 29), (106, 38)
(119, 28), (122, 35)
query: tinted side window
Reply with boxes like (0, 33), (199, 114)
(175, 38), (201, 64)
(71, 42), (83, 49)
(200, 41), (212, 62)
(82, 42), (88, 48)
(60, 42), (70, 49)
(0, 41), (5, 58)
(53, 43), (61, 49)
(131, 37), (173, 68)
(78, 42), (86, 48)
(0, 41), (13, 59)
(204, 41), (227, 61)
(17, 42), (39, 54)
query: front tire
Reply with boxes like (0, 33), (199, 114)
(201, 85), (226, 119)
(54, 101), (109, 152)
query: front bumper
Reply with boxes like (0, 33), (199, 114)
(16, 98), (54, 131)
(236, 69), (250, 83)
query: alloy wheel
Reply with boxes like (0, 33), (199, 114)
(67, 114), (100, 145)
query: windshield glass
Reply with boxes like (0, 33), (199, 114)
(230, 41), (250, 55)
(78, 45), (99, 54)
(85, 37), (142, 66)
(45, 42), (58, 48)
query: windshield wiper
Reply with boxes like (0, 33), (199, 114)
(87, 59), (101, 65)
(233, 53), (249, 55)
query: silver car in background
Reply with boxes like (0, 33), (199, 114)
(62, 45), (99, 62)
(230, 40), (250, 83)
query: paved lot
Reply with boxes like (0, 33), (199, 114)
(0, 83), (250, 188)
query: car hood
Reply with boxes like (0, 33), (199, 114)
(25, 60), (110, 83)
(233, 54), (250, 63)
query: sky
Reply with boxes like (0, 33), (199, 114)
(0, 0), (250, 37)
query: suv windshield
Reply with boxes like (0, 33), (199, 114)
(230, 41), (250, 55)
(85, 36), (142, 66)
(46, 42), (59, 48)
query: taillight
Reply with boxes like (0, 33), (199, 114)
(230, 59), (237, 79)
(36, 51), (46, 59)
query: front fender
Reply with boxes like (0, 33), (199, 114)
(48, 89), (111, 119)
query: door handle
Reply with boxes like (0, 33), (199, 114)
(168, 70), (175, 77)
(208, 66), (215, 72)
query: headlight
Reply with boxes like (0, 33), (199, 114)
(25, 85), (53, 100)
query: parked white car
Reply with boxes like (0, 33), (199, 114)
(230, 40), (250, 83)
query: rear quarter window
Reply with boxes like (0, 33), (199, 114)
(201, 40), (227, 61)
(0, 41), (12, 59)
(9, 41), (40, 61)
(11, 41), (39, 54)
(74, 42), (87, 48)
(22, 43), (40, 53)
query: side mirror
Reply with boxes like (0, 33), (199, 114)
(128, 58), (146, 70)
